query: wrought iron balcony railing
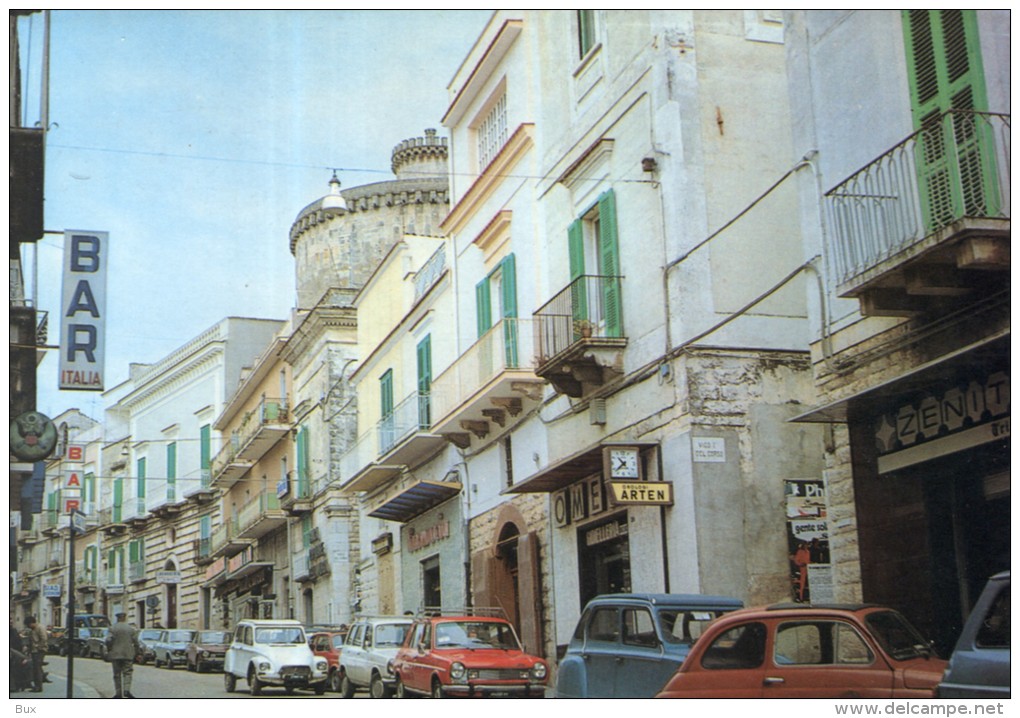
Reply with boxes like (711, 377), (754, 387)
(826, 110), (1010, 287)
(533, 274), (625, 365)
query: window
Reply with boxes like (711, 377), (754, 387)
(622, 608), (658, 648)
(199, 424), (211, 486)
(136, 457), (146, 499)
(113, 476), (123, 522)
(774, 621), (873, 665)
(976, 585), (1010, 648)
(417, 337), (432, 429)
(659, 610), (728, 644)
(502, 436), (514, 488)
(295, 426), (309, 497)
(588, 607), (620, 642)
(379, 370), (395, 452)
(475, 253), (519, 365)
(476, 91), (508, 171)
(301, 515), (313, 549)
(577, 10), (597, 58)
(568, 189), (622, 338)
(701, 623), (766, 670)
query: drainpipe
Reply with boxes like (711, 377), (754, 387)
(454, 460), (471, 610)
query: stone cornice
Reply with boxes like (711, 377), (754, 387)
(441, 123), (535, 236)
(281, 302), (358, 365)
(116, 344), (226, 411)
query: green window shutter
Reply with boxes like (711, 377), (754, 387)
(597, 189), (622, 338)
(476, 276), (492, 338)
(417, 336), (432, 429)
(84, 472), (95, 508)
(500, 254), (519, 367)
(113, 477), (123, 522)
(200, 424), (211, 471)
(302, 516), (313, 549)
(296, 426), (309, 497)
(136, 457), (146, 498)
(568, 218), (589, 329)
(380, 370), (394, 417)
(903, 11), (994, 228)
(166, 442), (176, 500)
(200, 515), (211, 540)
(117, 547), (125, 583)
(129, 540), (139, 565)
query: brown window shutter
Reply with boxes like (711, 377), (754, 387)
(517, 531), (544, 657)
(470, 548), (492, 608)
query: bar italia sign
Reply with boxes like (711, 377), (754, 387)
(60, 230), (108, 391)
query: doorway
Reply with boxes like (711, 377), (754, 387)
(421, 555), (441, 609)
(577, 512), (631, 609)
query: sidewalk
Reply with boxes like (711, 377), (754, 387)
(9, 667), (102, 700)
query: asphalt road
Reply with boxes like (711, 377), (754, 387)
(19, 655), (366, 700)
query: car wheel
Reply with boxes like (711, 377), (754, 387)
(249, 668), (262, 696)
(196, 661), (205, 674)
(224, 672), (237, 693)
(431, 678), (444, 699)
(166, 657), (174, 670)
(314, 683), (326, 696)
(370, 672), (390, 699)
(339, 672), (355, 699)
(329, 670), (342, 694)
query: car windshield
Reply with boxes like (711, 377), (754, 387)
(865, 610), (932, 660)
(139, 630), (161, 640)
(168, 631), (195, 643)
(197, 631), (230, 643)
(434, 621), (520, 650)
(255, 627), (306, 644)
(87, 617), (110, 627)
(374, 623), (411, 647)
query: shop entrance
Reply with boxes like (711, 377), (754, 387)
(422, 555), (441, 609)
(577, 512), (631, 609)
(493, 523), (521, 630)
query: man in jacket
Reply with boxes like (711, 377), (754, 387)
(25, 616), (48, 692)
(105, 612), (140, 698)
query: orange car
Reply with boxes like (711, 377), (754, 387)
(656, 603), (947, 699)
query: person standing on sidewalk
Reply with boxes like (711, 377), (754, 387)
(105, 612), (140, 698)
(25, 616), (48, 693)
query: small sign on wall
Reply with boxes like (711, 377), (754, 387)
(692, 437), (726, 463)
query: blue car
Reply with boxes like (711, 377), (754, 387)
(556, 593), (743, 699)
(937, 571), (1010, 698)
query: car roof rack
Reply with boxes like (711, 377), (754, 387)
(415, 606), (508, 619)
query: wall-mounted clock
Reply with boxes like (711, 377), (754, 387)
(606, 446), (641, 480)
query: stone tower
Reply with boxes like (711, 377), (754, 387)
(289, 129), (451, 309)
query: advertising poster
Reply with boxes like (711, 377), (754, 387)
(785, 479), (831, 603)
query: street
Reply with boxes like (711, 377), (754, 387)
(16, 655), (365, 699)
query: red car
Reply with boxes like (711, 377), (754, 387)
(656, 603), (947, 699)
(391, 615), (548, 698)
(309, 631), (347, 692)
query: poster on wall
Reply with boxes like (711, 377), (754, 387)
(785, 479), (831, 603)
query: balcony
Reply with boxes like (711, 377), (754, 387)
(210, 516), (250, 559)
(193, 537), (214, 566)
(430, 317), (544, 448)
(826, 110), (1010, 317)
(150, 486), (186, 519)
(185, 469), (217, 504)
(278, 469), (313, 516)
(75, 564), (99, 592)
(124, 498), (149, 529)
(293, 552), (313, 583)
(365, 470), (462, 523)
(212, 398), (291, 488)
(128, 560), (147, 584)
(40, 511), (63, 535)
(533, 274), (627, 397)
(236, 492), (287, 540)
(339, 391), (445, 495)
(99, 507), (128, 537)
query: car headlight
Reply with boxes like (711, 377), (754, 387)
(450, 662), (466, 681)
(201, 650), (210, 658)
(258, 661), (271, 672)
(531, 662), (547, 680)
(315, 659), (328, 672)
(385, 660), (395, 676)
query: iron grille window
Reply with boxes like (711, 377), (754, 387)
(477, 93), (508, 171)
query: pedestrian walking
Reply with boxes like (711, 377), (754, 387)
(105, 612), (140, 698)
(25, 616), (47, 693)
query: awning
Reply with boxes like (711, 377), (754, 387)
(228, 560), (273, 581)
(790, 331), (1009, 424)
(368, 480), (461, 522)
(505, 442), (658, 494)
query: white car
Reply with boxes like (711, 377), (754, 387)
(223, 619), (328, 696)
(337, 616), (413, 698)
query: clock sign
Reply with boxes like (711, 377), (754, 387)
(605, 446), (641, 480)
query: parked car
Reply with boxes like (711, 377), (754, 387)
(136, 628), (161, 664)
(46, 626), (67, 655)
(556, 593), (744, 698)
(153, 629), (196, 669)
(305, 624), (349, 647)
(937, 571), (1010, 698)
(337, 616), (413, 698)
(67, 614), (111, 656)
(656, 603), (947, 698)
(223, 619), (328, 695)
(309, 631), (346, 692)
(187, 630), (232, 673)
(86, 627), (111, 661)
(391, 613), (548, 698)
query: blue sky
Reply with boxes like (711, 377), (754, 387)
(16, 9), (492, 419)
